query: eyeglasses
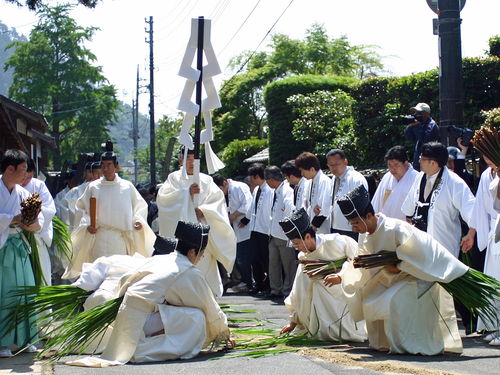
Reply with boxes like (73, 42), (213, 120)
(419, 156), (435, 162)
(327, 162), (344, 168)
(348, 218), (362, 227)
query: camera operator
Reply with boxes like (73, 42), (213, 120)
(404, 103), (439, 171)
(447, 139), (475, 192)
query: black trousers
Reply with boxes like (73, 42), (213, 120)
(250, 231), (270, 292)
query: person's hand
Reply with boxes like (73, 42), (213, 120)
(11, 213), (23, 225)
(280, 322), (297, 335)
(385, 263), (400, 273)
(461, 235), (474, 253)
(313, 205), (321, 216)
(323, 274), (341, 287)
(405, 216), (413, 224)
(19, 217), (41, 232)
(229, 212), (238, 224)
(223, 336), (236, 349)
(190, 183), (200, 196)
(457, 138), (468, 155)
(87, 225), (98, 234)
(134, 221), (142, 230)
(195, 208), (204, 219)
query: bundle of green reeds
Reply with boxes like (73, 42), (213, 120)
(471, 124), (500, 167)
(297, 258), (347, 280)
(51, 216), (73, 263)
(353, 251), (500, 329)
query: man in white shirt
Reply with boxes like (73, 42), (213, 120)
(371, 146), (418, 221)
(213, 174), (253, 292)
(281, 160), (309, 210)
(239, 163), (273, 295)
(326, 149), (368, 241)
(295, 152), (331, 234)
(402, 142), (475, 259)
(265, 166), (295, 299)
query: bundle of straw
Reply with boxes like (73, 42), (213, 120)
(353, 251), (500, 329)
(297, 258), (347, 279)
(471, 124), (500, 167)
(20, 193), (42, 225)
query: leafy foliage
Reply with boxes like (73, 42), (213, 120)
(5, 4), (119, 170)
(4, 0), (99, 11)
(218, 138), (268, 178)
(287, 90), (356, 161)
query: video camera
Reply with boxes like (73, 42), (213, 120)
(402, 113), (424, 125)
(447, 125), (474, 147)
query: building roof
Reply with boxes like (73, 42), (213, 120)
(244, 147), (269, 163)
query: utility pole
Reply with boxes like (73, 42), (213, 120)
(133, 65), (140, 184)
(145, 16), (156, 185)
(437, 0), (465, 144)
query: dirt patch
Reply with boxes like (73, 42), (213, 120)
(300, 348), (465, 375)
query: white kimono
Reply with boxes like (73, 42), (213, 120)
(331, 167), (368, 232)
(54, 185), (70, 224)
(294, 177), (310, 210)
(68, 252), (230, 366)
(59, 182), (90, 231)
(305, 169), (332, 234)
(157, 169), (236, 297)
(63, 175), (155, 279)
(285, 233), (366, 342)
(227, 179), (252, 243)
(22, 178), (56, 285)
(342, 214), (466, 355)
(401, 167), (475, 258)
(371, 165), (418, 221)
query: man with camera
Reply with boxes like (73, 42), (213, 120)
(404, 103), (439, 171)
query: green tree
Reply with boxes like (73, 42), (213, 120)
(136, 114), (182, 183)
(5, 4), (119, 170)
(287, 90), (357, 161)
(4, 0), (99, 11)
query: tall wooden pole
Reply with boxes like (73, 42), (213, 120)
(145, 16), (156, 185)
(194, 16), (204, 159)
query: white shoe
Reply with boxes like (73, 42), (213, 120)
(24, 344), (38, 353)
(484, 332), (499, 342)
(0, 348), (13, 358)
(229, 282), (250, 293)
(489, 337), (500, 346)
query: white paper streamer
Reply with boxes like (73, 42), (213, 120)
(176, 18), (225, 175)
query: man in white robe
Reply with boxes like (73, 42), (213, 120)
(0, 150), (41, 357)
(295, 152), (332, 234)
(63, 146), (155, 279)
(371, 146), (418, 221)
(21, 159), (56, 286)
(401, 142), (475, 258)
(279, 208), (366, 342)
(67, 221), (234, 367)
(157, 148), (236, 297)
(326, 149), (368, 240)
(281, 160), (310, 210)
(337, 185), (466, 355)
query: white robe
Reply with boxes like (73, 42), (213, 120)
(54, 186), (70, 224)
(305, 169), (332, 234)
(59, 182), (88, 231)
(22, 178), (56, 285)
(67, 252), (230, 366)
(294, 177), (310, 211)
(157, 169), (236, 297)
(0, 178), (30, 248)
(401, 167), (475, 258)
(342, 214), (467, 355)
(227, 179), (252, 243)
(371, 165), (418, 221)
(285, 233), (366, 342)
(63, 175), (155, 279)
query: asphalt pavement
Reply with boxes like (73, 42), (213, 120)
(1, 291), (500, 375)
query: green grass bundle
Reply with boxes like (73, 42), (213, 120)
(51, 216), (73, 263)
(471, 124), (500, 167)
(19, 230), (46, 286)
(298, 258), (347, 280)
(353, 251), (500, 329)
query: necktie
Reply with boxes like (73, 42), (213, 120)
(424, 176), (433, 200)
(254, 187), (262, 214)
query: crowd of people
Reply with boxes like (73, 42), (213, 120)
(1, 101), (500, 363)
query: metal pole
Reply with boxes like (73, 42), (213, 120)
(134, 65), (139, 184)
(146, 16), (156, 185)
(438, 0), (464, 145)
(194, 16), (204, 160)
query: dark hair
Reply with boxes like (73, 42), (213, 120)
(281, 160), (301, 178)
(212, 174), (227, 187)
(285, 225), (316, 241)
(359, 203), (375, 218)
(326, 149), (345, 160)
(421, 142), (448, 168)
(295, 152), (320, 171)
(1, 149), (29, 173)
(26, 158), (36, 173)
(264, 165), (284, 181)
(248, 163), (265, 179)
(384, 145), (408, 163)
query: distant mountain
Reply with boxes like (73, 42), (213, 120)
(0, 21), (28, 96)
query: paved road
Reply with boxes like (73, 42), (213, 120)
(2, 291), (500, 374)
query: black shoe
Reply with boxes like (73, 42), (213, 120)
(248, 287), (262, 295)
(265, 293), (283, 300)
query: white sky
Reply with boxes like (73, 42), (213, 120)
(1, 0), (499, 119)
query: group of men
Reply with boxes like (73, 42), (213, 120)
(2, 98), (500, 361)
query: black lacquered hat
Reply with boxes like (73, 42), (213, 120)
(279, 208), (311, 241)
(101, 140), (117, 162)
(175, 221), (210, 250)
(337, 185), (371, 220)
(153, 235), (177, 256)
